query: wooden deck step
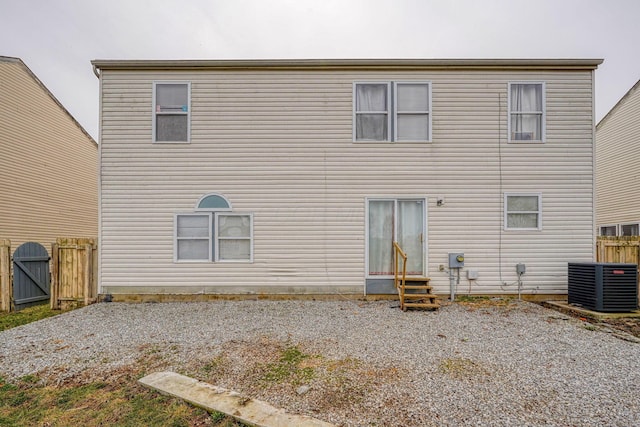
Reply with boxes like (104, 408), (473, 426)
(392, 243), (439, 311)
(403, 302), (440, 310)
(404, 277), (431, 282)
(403, 293), (438, 299)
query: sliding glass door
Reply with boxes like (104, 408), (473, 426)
(368, 199), (425, 277)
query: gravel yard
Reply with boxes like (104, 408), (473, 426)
(1, 299), (639, 427)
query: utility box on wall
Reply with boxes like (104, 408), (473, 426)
(448, 253), (465, 268)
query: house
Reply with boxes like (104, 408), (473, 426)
(91, 58), (601, 300)
(596, 78), (640, 237)
(0, 56), (98, 252)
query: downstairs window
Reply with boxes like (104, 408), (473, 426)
(175, 193), (253, 262)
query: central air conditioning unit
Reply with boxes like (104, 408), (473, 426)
(568, 262), (638, 312)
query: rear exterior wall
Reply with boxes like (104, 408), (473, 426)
(98, 67), (595, 296)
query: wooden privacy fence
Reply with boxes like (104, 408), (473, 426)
(51, 238), (98, 310)
(0, 238), (97, 312)
(597, 236), (640, 265)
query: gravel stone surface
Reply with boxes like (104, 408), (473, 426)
(1, 299), (639, 426)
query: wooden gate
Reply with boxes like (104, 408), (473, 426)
(51, 238), (97, 309)
(12, 242), (51, 310)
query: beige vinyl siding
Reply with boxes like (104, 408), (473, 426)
(596, 80), (640, 229)
(98, 66), (595, 295)
(0, 58), (97, 252)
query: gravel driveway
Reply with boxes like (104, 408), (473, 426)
(1, 299), (639, 427)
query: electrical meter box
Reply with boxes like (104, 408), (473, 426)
(448, 253), (465, 268)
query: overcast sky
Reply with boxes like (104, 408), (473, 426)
(1, 0), (639, 140)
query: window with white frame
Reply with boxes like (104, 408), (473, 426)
(175, 213), (212, 261)
(217, 214), (253, 261)
(599, 225), (617, 236)
(153, 82), (190, 143)
(509, 82), (545, 142)
(175, 193), (253, 262)
(354, 83), (389, 141)
(505, 193), (542, 230)
(620, 223), (639, 236)
(354, 82), (431, 142)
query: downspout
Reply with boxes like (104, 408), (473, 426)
(591, 68), (597, 261)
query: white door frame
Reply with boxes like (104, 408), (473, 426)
(365, 196), (428, 280)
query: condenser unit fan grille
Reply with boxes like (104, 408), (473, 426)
(568, 263), (637, 312)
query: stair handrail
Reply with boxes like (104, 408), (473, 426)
(393, 241), (407, 291)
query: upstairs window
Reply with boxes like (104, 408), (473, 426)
(395, 83), (430, 142)
(354, 82), (431, 142)
(505, 193), (542, 230)
(509, 82), (545, 142)
(153, 82), (190, 143)
(354, 83), (390, 141)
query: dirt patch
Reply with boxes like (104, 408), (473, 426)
(438, 357), (491, 380)
(539, 301), (640, 339)
(186, 337), (410, 423)
(599, 318), (640, 338)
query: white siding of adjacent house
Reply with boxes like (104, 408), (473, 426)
(98, 66), (595, 296)
(596, 80), (640, 229)
(0, 58), (98, 252)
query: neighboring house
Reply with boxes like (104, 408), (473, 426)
(0, 56), (97, 252)
(92, 58), (601, 299)
(596, 78), (640, 237)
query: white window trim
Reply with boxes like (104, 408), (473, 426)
(215, 213), (254, 263)
(507, 81), (546, 143)
(353, 82), (391, 142)
(393, 82), (432, 143)
(599, 224), (618, 236)
(504, 193), (542, 231)
(153, 81), (191, 144)
(364, 196), (428, 279)
(353, 81), (433, 143)
(174, 212), (212, 262)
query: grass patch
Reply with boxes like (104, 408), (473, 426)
(202, 355), (225, 375)
(0, 303), (247, 426)
(262, 345), (316, 385)
(456, 295), (491, 303)
(0, 303), (73, 332)
(456, 295), (514, 309)
(0, 372), (248, 427)
(438, 357), (490, 379)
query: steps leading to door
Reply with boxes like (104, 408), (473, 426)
(398, 277), (440, 311)
(393, 241), (440, 311)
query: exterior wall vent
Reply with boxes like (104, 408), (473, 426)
(568, 262), (638, 312)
